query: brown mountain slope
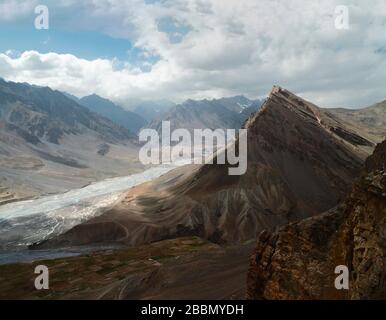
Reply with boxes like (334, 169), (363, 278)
(329, 101), (386, 147)
(35, 87), (371, 249)
(247, 139), (386, 300)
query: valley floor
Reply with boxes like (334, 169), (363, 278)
(0, 237), (254, 300)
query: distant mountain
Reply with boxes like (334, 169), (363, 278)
(212, 95), (262, 114)
(36, 87), (372, 249)
(329, 101), (386, 145)
(0, 79), (135, 144)
(132, 100), (175, 122)
(79, 94), (146, 133)
(63, 92), (80, 102)
(0, 79), (142, 204)
(149, 96), (263, 134)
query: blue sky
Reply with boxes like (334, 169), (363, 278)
(0, 0), (386, 108)
(0, 4), (162, 67)
(0, 25), (137, 61)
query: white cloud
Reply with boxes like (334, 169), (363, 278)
(1, 0), (386, 107)
(0, 0), (38, 22)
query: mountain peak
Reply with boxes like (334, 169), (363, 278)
(271, 84), (283, 94)
(247, 85), (333, 130)
(39, 85), (369, 251)
(79, 93), (146, 133)
(82, 93), (106, 101)
(244, 85), (374, 152)
(268, 86), (303, 104)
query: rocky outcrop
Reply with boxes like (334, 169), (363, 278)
(35, 87), (371, 250)
(247, 140), (386, 300)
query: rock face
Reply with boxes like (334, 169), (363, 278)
(36, 87), (371, 250)
(247, 140), (386, 300)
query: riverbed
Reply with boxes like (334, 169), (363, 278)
(0, 164), (181, 264)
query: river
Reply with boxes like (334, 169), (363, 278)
(0, 164), (181, 264)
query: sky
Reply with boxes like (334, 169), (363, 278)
(0, 0), (386, 108)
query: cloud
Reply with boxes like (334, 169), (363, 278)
(0, 0), (38, 22)
(1, 0), (386, 107)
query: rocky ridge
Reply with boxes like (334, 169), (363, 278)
(247, 139), (386, 300)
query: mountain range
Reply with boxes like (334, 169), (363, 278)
(329, 101), (386, 145)
(1, 84), (385, 300)
(149, 96), (263, 134)
(79, 94), (147, 133)
(131, 100), (176, 122)
(0, 79), (135, 143)
(0, 80), (268, 205)
(0, 79), (142, 204)
(34, 86), (376, 249)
